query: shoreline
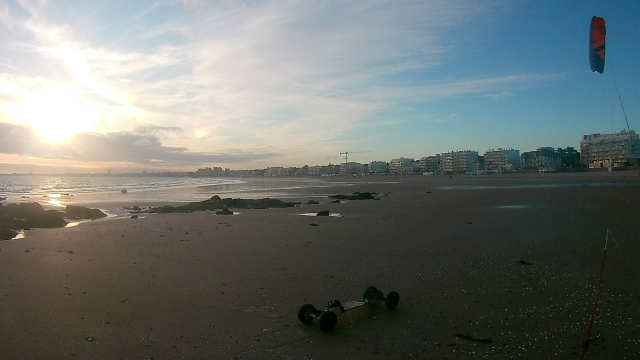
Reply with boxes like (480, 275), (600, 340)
(3, 172), (640, 237)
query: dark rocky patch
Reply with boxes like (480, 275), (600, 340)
(306, 200), (320, 205)
(65, 205), (108, 220)
(150, 195), (295, 214)
(329, 192), (377, 200)
(123, 205), (143, 214)
(316, 210), (330, 216)
(330, 199), (341, 203)
(216, 207), (233, 215)
(25, 210), (68, 228)
(0, 202), (68, 240)
(0, 227), (18, 241)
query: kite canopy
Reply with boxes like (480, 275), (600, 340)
(589, 16), (606, 74)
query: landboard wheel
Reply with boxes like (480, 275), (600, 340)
(318, 311), (338, 332)
(298, 304), (317, 324)
(363, 286), (378, 302)
(385, 291), (400, 309)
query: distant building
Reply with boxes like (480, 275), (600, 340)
(520, 147), (562, 170)
(442, 151), (479, 173)
(484, 148), (520, 171)
(309, 165), (322, 176)
(419, 155), (441, 172)
(266, 167), (287, 176)
(310, 164), (341, 176)
(580, 130), (640, 168)
(369, 161), (389, 173)
(341, 162), (368, 175)
(389, 157), (416, 174)
(195, 167), (224, 177)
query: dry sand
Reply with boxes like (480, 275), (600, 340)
(1, 173), (639, 359)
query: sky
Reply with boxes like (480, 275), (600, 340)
(0, 0), (639, 173)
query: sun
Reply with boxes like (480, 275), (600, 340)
(18, 86), (99, 143)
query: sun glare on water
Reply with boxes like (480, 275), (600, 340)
(18, 86), (99, 143)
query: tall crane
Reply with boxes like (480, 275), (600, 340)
(339, 151), (370, 166)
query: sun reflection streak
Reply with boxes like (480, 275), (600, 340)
(45, 193), (65, 207)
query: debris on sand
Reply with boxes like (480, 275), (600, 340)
(306, 200), (320, 205)
(316, 210), (330, 216)
(518, 260), (533, 266)
(455, 333), (493, 343)
(329, 192), (377, 200)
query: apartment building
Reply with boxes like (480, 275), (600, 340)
(580, 130), (640, 168)
(389, 157), (416, 174)
(369, 161), (389, 173)
(442, 151), (479, 173)
(310, 164), (341, 176)
(340, 162), (368, 175)
(520, 147), (562, 170)
(484, 148), (520, 171)
(419, 155), (441, 172)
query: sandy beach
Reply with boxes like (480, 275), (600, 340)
(1, 173), (639, 359)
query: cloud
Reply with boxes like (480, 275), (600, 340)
(0, 0), (560, 168)
(0, 122), (281, 165)
(133, 124), (182, 135)
(483, 91), (515, 99)
(182, 0), (201, 7)
(426, 113), (457, 123)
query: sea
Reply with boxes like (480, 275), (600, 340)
(0, 174), (355, 213)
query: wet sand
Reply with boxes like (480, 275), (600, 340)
(1, 173), (639, 359)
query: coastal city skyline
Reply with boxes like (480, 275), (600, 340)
(1, 1), (639, 173)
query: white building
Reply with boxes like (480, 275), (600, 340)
(580, 130), (640, 168)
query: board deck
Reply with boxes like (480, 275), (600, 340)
(341, 300), (365, 312)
